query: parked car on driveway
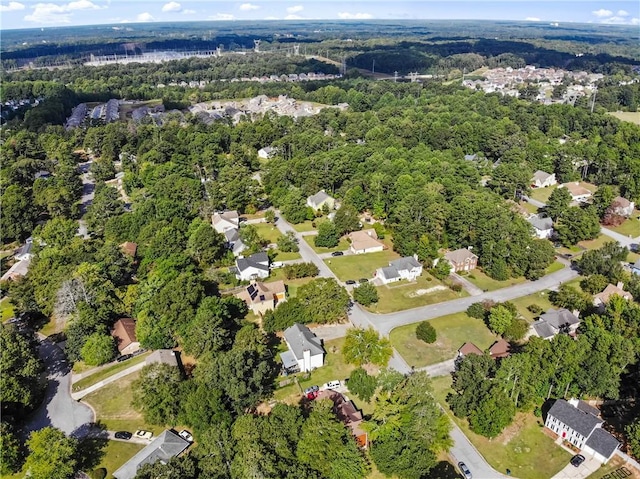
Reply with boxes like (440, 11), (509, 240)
(134, 430), (153, 440)
(304, 385), (319, 395)
(114, 431), (132, 440)
(331, 251), (344, 257)
(179, 429), (194, 443)
(324, 380), (340, 390)
(458, 462), (472, 479)
(345, 280), (356, 285)
(570, 454), (585, 467)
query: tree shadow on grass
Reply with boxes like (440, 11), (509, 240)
(75, 421), (109, 472)
(422, 461), (462, 478)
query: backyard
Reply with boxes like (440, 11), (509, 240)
(367, 275), (466, 313)
(92, 439), (145, 479)
(390, 312), (498, 368)
(324, 249), (400, 281)
(430, 376), (572, 479)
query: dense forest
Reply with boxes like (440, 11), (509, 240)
(2, 30), (640, 478)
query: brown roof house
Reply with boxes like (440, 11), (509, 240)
(593, 282), (633, 309)
(316, 390), (368, 448)
(443, 248), (478, 273)
(348, 229), (385, 255)
(609, 196), (635, 218)
(235, 280), (287, 315)
(120, 242), (137, 258)
(457, 342), (483, 358)
(489, 339), (511, 359)
(111, 318), (140, 355)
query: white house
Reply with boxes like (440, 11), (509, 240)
(348, 229), (385, 255)
(281, 323), (325, 373)
(545, 398), (619, 464)
(375, 256), (423, 284)
(306, 190), (335, 211)
(610, 196), (635, 218)
(235, 252), (270, 281)
(559, 182), (592, 203)
(632, 259), (640, 276)
(258, 146), (276, 159)
(14, 238), (33, 261)
(531, 308), (580, 340)
(223, 228), (247, 257)
(531, 170), (557, 188)
(527, 214), (554, 239)
(212, 210), (239, 234)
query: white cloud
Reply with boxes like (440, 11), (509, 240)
(24, 0), (102, 24)
(592, 8), (612, 17)
(617, 10), (629, 16)
(286, 5), (303, 13)
(182, 8), (195, 14)
(239, 3), (259, 11)
(337, 12), (373, 19)
(632, 17), (640, 25)
(161, 1), (181, 12)
(136, 11), (154, 22)
(209, 12), (234, 20)
(284, 14), (302, 19)
(525, 17), (540, 21)
(0, 1), (25, 12)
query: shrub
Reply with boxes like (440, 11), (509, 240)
(466, 302), (486, 320)
(415, 321), (436, 344)
(283, 262), (319, 279)
(527, 304), (543, 315)
(450, 283), (463, 292)
(89, 468), (107, 479)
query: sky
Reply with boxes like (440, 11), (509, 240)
(0, 0), (638, 30)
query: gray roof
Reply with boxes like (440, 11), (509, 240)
(280, 349), (299, 369)
(283, 323), (324, 360)
(308, 190), (331, 205)
(576, 401), (600, 417)
(528, 214), (554, 231)
(112, 430), (190, 479)
(464, 154), (478, 161)
(547, 399), (602, 438)
(236, 252), (269, 272)
(533, 321), (556, 339)
(540, 308), (580, 330)
(390, 256), (421, 272)
(224, 228), (239, 243)
(379, 266), (400, 280)
(533, 170), (553, 182)
(146, 350), (178, 367)
(585, 427), (620, 459)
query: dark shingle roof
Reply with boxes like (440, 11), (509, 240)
(390, 256), (421, 271)
(527, 214), (554, 231)
(533, 320), (556, 339)
(548, 399), (602, 438)
(540, 309), (580, 330)
(236, 252), (269, 272)
(585, 427), (620, 459)
(380, 266), (400, 280)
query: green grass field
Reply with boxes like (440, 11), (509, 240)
(390, 313), (498, 368)
(273, 251), (301, 261)
(606, 213), (640, 237)
(0, 297), (15, 321)
(509, 291), (555, 322)
(368, 275), (465, 314)
(578, 234), (610, 251)
(83, 370), (162, 434)
(430, 376), (571, 479)
(607, 111), (640, 125)
(72, 352), (151, 392)
(304, 235), (350, 254)
(529, 185), (558, 203)
(464, 269), (527, 292)
(92, 440), (145, 479)
(292, 220), (318, 232)
(324, 250), (400, 281)
(252, 222), (283, 244)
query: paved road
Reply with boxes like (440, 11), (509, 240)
(22, 336), (94, 438)
(273, 211), (337, 279)
(449, 421), (511, 479)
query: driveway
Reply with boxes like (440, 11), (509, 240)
(551, 456), (601, 479)
(22, 336), (94, 438)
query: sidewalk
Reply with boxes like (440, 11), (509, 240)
(71, 362), (146, 400)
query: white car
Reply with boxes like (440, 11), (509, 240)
(179, 429), (194, 443)
(324, 380), (341, 390)
(134, 430), (153, 440)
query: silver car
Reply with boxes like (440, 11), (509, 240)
(458, 462), (472, 479)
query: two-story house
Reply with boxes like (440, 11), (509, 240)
(234, 252), (270, 281)
(375, 256), (423, 284)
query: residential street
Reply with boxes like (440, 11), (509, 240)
(22, 336), (94, 438)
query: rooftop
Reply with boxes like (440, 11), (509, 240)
(283, 323), (324, 360)
(111, 318), (137, 352)
(547, 399), (603, 438)
(308, 190), (332, 205)
(236, 252), (269, 272)
(584, 427), (620, 459)
(444, 248), (478, 264)
(389, 256), (421, 271)
(528, 214), (554, 231)
(458, 342), (483, 356)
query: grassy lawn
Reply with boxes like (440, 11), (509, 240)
(586, 455), (637, 478)
(464, 269), (527, 292)
(1, 297), (15, 321)
(606, 213), (640, 237)
(390, 313), (498, 368)
(292, 220), (317, 232)
(72, 352), (151, 392)
(274, 337), (356, 403)
(83, 371), (162, 434)
(92, 440), (145, 479)
(529, 185), (558, 203)
(304, 235), (350, 254)
(253, 222), (282, 244)
(509, 291), (555, 322)
(40, 317), (65, 336)
(324, 250), (400, 281)
(578, 234), (610, 251)
(430, 376), (571, 479)
(545, 260), (565, 274)
(521, 202), (540, 214)
(607, 111), (640, 125)
(367, 275), (466, 314)
(273, 250), (301, 261)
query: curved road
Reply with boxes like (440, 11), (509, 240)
(23, 336), (94, 439)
